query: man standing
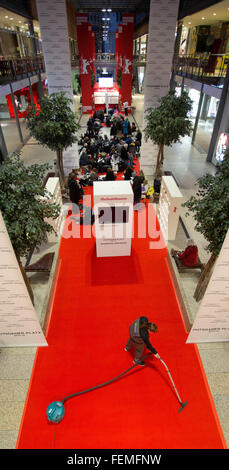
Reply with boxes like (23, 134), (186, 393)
(125, 316), (159, 366)
(123, 100), (129, 116)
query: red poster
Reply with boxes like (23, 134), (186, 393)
(115, 25), (122, 82)
(76, 13), (93, 113)
(121, 14), (134, 110)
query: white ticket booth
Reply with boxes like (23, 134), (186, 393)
(93, 181), (133, 257)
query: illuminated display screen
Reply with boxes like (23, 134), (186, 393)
(98, 77), (113, 88)
(98, 206), (129, 224)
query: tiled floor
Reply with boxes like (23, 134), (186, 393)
(0, 93), (228, 448)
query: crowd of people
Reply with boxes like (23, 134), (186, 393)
(67, 109), (147, 211)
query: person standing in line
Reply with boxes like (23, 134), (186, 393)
(125, 316), (159, 366)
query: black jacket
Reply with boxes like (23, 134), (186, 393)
(68, 179), (82, 205)
(138, 317), (157, 354)
(79, 153), (91, 166)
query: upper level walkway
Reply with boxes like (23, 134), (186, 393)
(1, 52), (228, 87)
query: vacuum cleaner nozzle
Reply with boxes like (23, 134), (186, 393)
(178, 401), (188, 413)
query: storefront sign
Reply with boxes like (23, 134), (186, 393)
(0, 212), (48, 347)
(186, 229), (229, 343)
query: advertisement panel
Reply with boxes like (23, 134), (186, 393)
(186, 229), (229, 343)
(0, 212), (48, 347)
(93, 181), (133, 257)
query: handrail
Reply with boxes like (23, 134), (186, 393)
(173, 52), (229, 80)
(0, 56), (45, 84)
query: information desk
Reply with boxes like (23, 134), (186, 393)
(93, 181), (133, 257)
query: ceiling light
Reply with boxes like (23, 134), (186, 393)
(10, 17), (14, 20)
(188, 22), (191, 24)
(102, 9), (106, 11)
(107, 9), (112, 12)
(201, 17), (205, 20)
(19, 20), (22, 23)
(5, 15), (8, 18)
(213, 13), (216, 16)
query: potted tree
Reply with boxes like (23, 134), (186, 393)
(26, 92), (80, 186)
(144, 90), (193, 174)
(183, 149), (229, 301)
(0, 153), (60, 303)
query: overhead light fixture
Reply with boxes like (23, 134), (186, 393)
(201, 17), (205, 20)
(213, 13), (216, 16)
(10, 17), (14, 20)
(5, 15), (8, 18)
(188, 22), (191, 24)
(107, 9), (112, 12)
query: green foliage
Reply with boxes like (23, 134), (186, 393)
(0, 153), (60, 258)
(26, 92), (80, 152)
(183, 150), (229, 256)
(144, 90), (193, 147)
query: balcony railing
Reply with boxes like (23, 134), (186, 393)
(173, 53), (229, 82)
(0, 56), (45, 84)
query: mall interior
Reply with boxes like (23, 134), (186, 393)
(0, 0), (229, 451)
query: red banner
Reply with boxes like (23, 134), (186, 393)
(115, 25), (122, 82)
(121, 14), (134, 110)
(76, 13), (93, 113)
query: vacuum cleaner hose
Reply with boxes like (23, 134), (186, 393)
(46, 352), (188, 424)
(62, 352), (153, 403)
(46, 353), (152, 424)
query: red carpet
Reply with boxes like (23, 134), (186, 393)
(16, 183), (226, 449)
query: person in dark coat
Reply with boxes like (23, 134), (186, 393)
(135, 129), (142, 152)
(110, 122), (117, 137)
(104, 167), (116, 181)
(153, 175), (162, 194)
(79, 149), (91, 167)
(120, 144), (129, 161)
(125, 316), (159, 366)
(68, 174), (83, 210)
(124, 166), (133, 180)
(133, 175), (144, 205)
(87, 118), (94, 137)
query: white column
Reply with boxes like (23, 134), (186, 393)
(36, 0), (78, 175)
(36, 0), (73, 98)
(140, 0), (180, 176)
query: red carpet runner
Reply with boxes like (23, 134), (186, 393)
(17, 183), (226, 449)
